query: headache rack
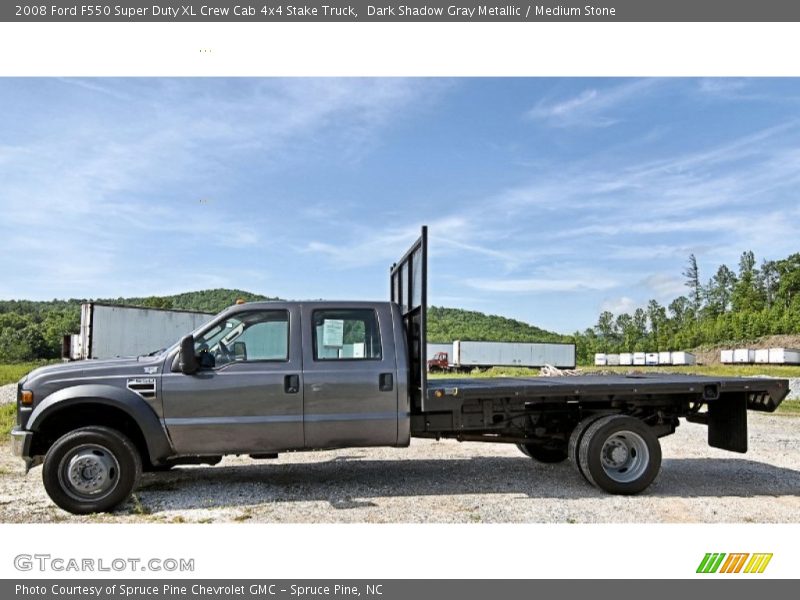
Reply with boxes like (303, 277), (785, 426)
(390, 226), (428, 412)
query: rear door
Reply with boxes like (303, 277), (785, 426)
(161, 305), (304, 455)
(301, 303), (399, 448)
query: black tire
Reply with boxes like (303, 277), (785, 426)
(577, 415), (661, 495)
(42, 426), (142, 514)
(516, 443), (568, 463)
(568, 414), (611, 477)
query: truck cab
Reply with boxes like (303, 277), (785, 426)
(12, 300), (411, 514)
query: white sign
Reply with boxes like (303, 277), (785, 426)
(322, 319), (344, 347)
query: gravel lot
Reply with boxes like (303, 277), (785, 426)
(1, 413), (798, 524)
(0, 384), (15, 405)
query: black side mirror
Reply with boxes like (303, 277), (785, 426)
(179, 334), (198, 375)
(233, 341), (247, 361)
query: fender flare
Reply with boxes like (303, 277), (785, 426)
(27, 384), (174, 463)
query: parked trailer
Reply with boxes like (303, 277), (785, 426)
(734, 348), (755, 364)
(427, 343), (452, 362)
(671, 351), (696, 366)
(452, 340), (576, 369)
(645, 352), (659, 366)
(721, 349), (734, 364)
(658, 351), (672, 365)
(72, 303), (214, 360)
(594, 353), (607, 366)
(620, 352), (633, 366)
(633, 352), (646, 366)
(606, 353), (621, 366)
(768, 348), (800, 365)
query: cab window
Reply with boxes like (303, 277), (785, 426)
(195, 310), (289, 368)
(312, 309), (382, 361)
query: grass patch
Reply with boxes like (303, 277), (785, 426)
(1, 404), (16, 437)
(588, 364), (800, 378)
(0, 361), (52, 386)
(129, 494), (151, 516)
(776, 400), (800, 416)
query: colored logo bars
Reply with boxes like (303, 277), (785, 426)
(697, 553), (773, 574)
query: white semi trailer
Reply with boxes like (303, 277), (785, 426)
(64, 303), (214, 360)
(451, 340), (575, 369)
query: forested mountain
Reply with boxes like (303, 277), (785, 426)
(572, 251), (800, 364)
(427, 306), (565, 344)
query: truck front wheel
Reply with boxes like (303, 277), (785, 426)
(577, 415), (661, 494)
(42, 426), (142, 514)
(516, 443), (568, 463)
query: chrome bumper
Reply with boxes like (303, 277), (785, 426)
(10, 428), (32, 458)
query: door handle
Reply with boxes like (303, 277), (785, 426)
(284, 374), (300, 394)
(379, 373), (393, 392)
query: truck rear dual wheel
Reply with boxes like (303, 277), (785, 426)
(576, 415), (662, 494)
(516, 443), (568, 463)
(42, 426), (142, 514)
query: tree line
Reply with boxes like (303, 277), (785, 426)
(571, 251), (800, 364)
(0, 289), (273, 362)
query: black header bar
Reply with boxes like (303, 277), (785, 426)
(5, 1), (800, 22)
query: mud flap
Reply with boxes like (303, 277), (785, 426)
(708, 393), (748, 453)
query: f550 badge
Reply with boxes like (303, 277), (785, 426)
(697, 553), (773, 574)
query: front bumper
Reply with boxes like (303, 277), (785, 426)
(10, 428), (35, 472)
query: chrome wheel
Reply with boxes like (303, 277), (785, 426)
(599, 430), (649, 484)
(58, 444), (120, 501)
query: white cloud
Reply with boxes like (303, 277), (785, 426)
(527, 79), (662, 127)
(600, 296), (640, 315)
(465, 276), (618, 293)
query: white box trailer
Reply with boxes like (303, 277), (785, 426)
(658, 351), (672, 365)
(426, 343), (452, 362)
(633, 352), (647, 366)
(73, 303), (215, 360)
(619, 353), (633, 366)
(645, 352), (659, 366)
(671, 351), (696, 366)
(720, 349), (734, 364)
(606, 353), (621, 366)
(768, 348), (800, 365)
(451, 340), (576, 369)
(754, 349), (771, 364)
(733, 348), (755, 364)
(594, 353), (607, 366)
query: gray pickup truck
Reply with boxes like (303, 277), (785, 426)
(11, 227), (790, 514)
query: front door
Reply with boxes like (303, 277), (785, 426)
(301, 304), (399, 449)
(161, 306), (304, 455)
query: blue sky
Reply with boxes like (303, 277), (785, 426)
(1, 78), (799, 333)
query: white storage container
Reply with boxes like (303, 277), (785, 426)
(633, 352), (646, 366)
(594, 353), (607, 366)
(645, 352), (659, 366)
(733, 348), (755, 364)
(671, 351), (696, 366)
(720, 349), (734, 364)
(606, 353), (621, 366)
(768, 348), (800, 365)
(754, 349), (770, 364)
(619, 353), (633, 366)
(658, 351), (672, 365)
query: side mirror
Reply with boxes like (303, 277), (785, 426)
(179, 334), (198, 375)
(233, 341), (247, 361)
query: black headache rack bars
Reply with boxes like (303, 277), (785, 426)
(390, 226), (428, 412)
